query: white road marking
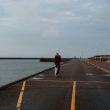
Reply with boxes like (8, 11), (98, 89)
(104, 74), (110, 77)
(86, 73), (93, 76)
(32, 77), (43, 80)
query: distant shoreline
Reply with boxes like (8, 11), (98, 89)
(0, 58), (73, 62)
(0, 58), (40, 59)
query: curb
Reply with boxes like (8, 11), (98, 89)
(0, 60), (71, 90)
(88, 62), (110, 74)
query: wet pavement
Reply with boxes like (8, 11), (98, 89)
(89, 60), (110, 71)
(0, 59), (110, 110)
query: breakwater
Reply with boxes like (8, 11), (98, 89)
(40, 58), (72, 62)
(0, 58), (72, 62)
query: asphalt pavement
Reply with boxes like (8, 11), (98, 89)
(0, 59), (110, 110)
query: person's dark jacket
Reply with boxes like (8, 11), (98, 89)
(55, 55), (61, 63)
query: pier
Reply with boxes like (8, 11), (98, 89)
(0, 59), (110, 110)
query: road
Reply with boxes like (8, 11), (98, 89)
(0, 59), (110, 110)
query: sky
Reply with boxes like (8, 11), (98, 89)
(0, 0), (110, 58)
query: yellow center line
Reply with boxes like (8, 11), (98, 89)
(16, 81), (26, 110)
(71, 81), (76, 110)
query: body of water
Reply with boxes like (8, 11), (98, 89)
(0, 59), (54, 87)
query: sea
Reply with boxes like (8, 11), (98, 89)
(0, 59), (54, 88)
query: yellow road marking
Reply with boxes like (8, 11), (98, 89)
(71, 81), (76, 110)
(16, 81), (26, 110)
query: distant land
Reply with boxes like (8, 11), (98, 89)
(40, 58), (73, 62)
(0, 57), (73, 62)
(0, 57), (40, 59)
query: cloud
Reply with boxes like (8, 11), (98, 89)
(45, 0), (79, 4)
(41, 18), (59, 24)
(42, 25), (60, 38)
(63, 11), (76, 17)
(0, 0), (110, 57)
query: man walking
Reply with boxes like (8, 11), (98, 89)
(54, 53), (61, 77)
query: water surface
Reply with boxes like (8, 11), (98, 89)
(0, 59), (54, 87)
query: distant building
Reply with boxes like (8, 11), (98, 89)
(89, 55), (110, 61)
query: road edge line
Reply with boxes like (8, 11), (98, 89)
(88, 62), (110, 74)
(71, 81), (76, 110)
(16, 81), (26, 110)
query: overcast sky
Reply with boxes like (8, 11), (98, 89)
(0, 0), (110, 58)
